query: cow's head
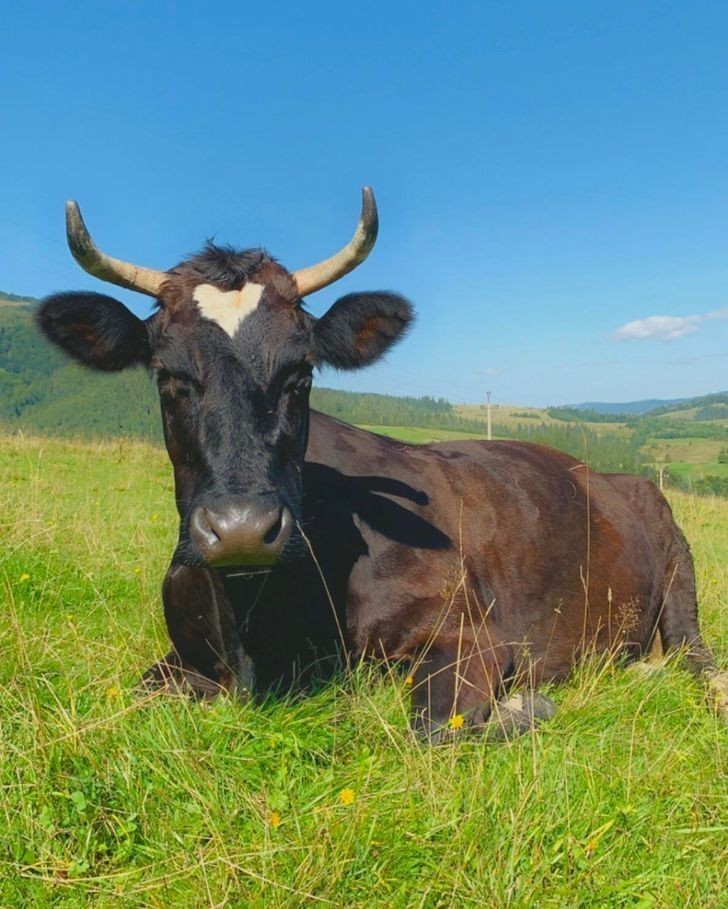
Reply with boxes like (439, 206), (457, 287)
(38, 190), (412, 568)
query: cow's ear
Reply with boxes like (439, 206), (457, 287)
(313, 291), (414, 370)
(37, 292), (152, 371)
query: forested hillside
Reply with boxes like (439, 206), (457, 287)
(0, 298), (161, 440)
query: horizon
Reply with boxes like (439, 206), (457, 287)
(2, 2), (727, 407)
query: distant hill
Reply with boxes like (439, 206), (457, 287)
(644, 392), (728, 419)
(569, 398), (686, 416)
(0, 290), (39, 305)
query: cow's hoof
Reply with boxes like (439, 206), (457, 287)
(410, 710), (450, 745)
(486, 691), (557, 740)
(706, 669), (728, 722)
(629, 661), (666, 676)
(139, 653), (249, 702)
(521, 690), (558, 722)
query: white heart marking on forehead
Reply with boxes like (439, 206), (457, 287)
(192, 282), (265, 337)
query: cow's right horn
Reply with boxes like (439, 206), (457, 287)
(65, 201), (165, 298)
(292, 187), (379, 297)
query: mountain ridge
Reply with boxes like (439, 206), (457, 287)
(567, 398), (686, 415)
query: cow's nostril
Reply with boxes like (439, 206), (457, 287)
(207, 524), (221, 544)
(263, 509), (283, 545)
(190, 507), (221, 549)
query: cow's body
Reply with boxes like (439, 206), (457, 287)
(155, 410), (711, 737)
(39, 192), (726, 739)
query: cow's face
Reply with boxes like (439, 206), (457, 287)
(38, 245), (412, 569)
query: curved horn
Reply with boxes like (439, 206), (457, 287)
(292, 187), (379, 297)
(65, 201), (165, 297)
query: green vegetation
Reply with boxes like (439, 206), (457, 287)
(373, 422), (645, 474)
(360, 425), (486, 444)
(1, 434), (726, 905)
(310, 388), (484, 433)
(547, 406), (637, 424)
(0, 299), (161, 440)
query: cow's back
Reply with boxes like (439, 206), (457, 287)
(305, 413), (673, 674)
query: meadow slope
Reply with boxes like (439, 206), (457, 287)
(1, 434), (726, 907)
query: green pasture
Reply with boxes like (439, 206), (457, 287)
(643, 438), (728, 485)
(667, 462), (728, 483)
(1, 433), (727, 906)
(357, 425), (486, 443)
(646, 438), (725, 465)
(454, 404), (633, 437)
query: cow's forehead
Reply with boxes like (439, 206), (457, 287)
(158, 255), (302, 340)
(192, 282), (266, 338)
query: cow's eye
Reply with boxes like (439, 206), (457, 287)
(157, 369), (194, 397)
(282, 372), (312, 398)
(290, 375), (312, 396)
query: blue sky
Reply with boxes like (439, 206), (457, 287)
(1, 1), (727, 406)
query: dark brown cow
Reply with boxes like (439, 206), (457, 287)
(38, 191), (727, 740)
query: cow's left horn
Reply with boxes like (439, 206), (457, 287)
(65, 201), (165, 297)
(292, 187), (378, 297)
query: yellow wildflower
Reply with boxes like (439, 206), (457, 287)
(585, 838), (598, 856)
(19, 573), (30, 582)
(106, 685), (121, 700)
(448, 713), (465, 730)
(269, 810), (281, 829)
(133, 567), (141, 575)
(66, 614), (76, 624)
(339, 788), (356, 806)
(405, 675), (414, 687)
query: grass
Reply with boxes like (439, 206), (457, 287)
(1, 432), (727, 907)
(666, 461), (728, 482)
(357, 425), (486, 443)
(646, 438), (725, 465)
(642, 438), (728, 483)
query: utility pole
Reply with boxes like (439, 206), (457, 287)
(486, 390), (492, 441)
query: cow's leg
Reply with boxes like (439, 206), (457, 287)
(140, 563), (254, 700)
(409, 626), (514, 743)
(658, 551), (728, 721)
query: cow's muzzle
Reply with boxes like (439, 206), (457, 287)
(189, 496), (293, 567)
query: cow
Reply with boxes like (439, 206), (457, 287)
(37, 190), (727, 741)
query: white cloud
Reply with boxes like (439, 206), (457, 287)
(483, 367), (503, 376)
(613, 307), (728, 342)
(705, 306), (728, 321)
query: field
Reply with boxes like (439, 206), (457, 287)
(454, 404), (631, 436)
(358, 425), (486, 444)
(643, 438), (728, 486)
(1, 433), (727, 906)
